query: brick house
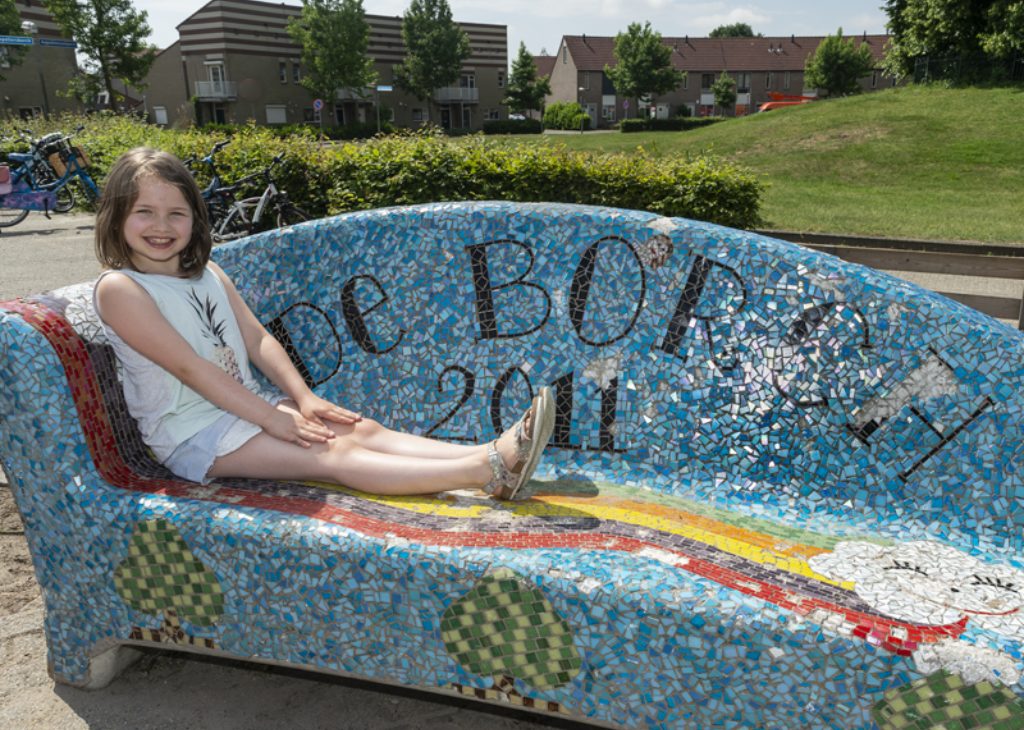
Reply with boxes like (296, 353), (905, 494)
(143, 0), (508, 131)
(547, 33), (897, 128)
(1, 1), (82, 119)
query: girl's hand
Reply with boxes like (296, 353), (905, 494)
(261, 408), (335, 448)
(297, 393), (362, 427)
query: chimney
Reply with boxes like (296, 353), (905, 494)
(862, 31), (867, 41)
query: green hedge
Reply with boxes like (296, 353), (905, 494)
(200, 121), (394, 140)
(482, 118), (543, 135)
(1, 114), (762, 228)
(620, 117), (727, 132)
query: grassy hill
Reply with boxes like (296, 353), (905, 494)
(512, 86), (1024, 243)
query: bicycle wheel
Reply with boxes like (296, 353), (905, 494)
(0, 204), (30, 228)
(276, 204), (309, 228)
(52, 185), (75, 214)
(212, 204), (251, 243)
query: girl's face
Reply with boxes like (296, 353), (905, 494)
(123, 176), (195, 275)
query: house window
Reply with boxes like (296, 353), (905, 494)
(736, 73), (750, 92)
(411, 108), (426, 125)
(701, 73), (714, 89)
(784, 71), (791, 90)
(292, 62), (301, 83)
(562, 47), (567, 63)
(765, 72), (773, 89)
(485, 108), (500, 120)
(0, 47), (9, 69)
(153, 106), (169, 126)
(266, 105), (287, 124)
(602, 104), (615, 121)
(581, 72), (590, 90)
(497, 70), (505, 88)
(871, 70), (878, 88)
(302, 107), (319, 123)
(279, 61), (287, 83)
(459, 73), (475, 88)
(208, 63), (225, 91)
(682, 74), (688, 90)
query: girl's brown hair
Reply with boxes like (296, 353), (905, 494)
(95, 148), (212, 278)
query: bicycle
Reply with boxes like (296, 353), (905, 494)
(184, 143), (309, 243)
(0, 128), (101, 228)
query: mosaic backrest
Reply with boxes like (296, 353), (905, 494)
(3, 201), (1023, 558)
(206, 202), (1024, 553)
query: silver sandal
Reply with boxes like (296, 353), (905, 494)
(484, 387), (555, 500)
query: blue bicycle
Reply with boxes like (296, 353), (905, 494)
(0, 127), (101, 228)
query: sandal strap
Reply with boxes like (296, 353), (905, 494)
(483, 441), (515, 497)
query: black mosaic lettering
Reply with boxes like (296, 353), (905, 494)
(340, 274), (406, 355)
(424, 365), (478, 442)
(266, 302), (341, 388)
(466, 240), (551, 340)
(569, 236), (647, 347)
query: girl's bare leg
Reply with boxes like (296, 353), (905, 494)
(207, 431), (492, 495)
(281, 400), (492, 460)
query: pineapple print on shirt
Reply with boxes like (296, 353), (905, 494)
(188, 289), (243, 382)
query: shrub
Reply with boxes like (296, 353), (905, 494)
(543, 102), (591, 130)
(619, 117), (727, 132)
(1, 114), (763, 228)
(482, 118), (543, 135)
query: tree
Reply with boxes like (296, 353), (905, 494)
(441, 569), (581, 697)
(44, 0), (155, 110)
(504, 42), (551, 116)
(604, 21), (685, 118)
(393, 0), (470, 124)
(709, 22), (761, 38)
(288, 0), (376, 109)
(114, 519), (224, 646)
(882, 0), (1022, 77)
(804, 28), (876, 97)
(710, 71), (736, 114)
(0, 0), (27, 79)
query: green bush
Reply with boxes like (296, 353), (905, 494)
(543, 102), (591, 131)
(482, 118), (543, 135)
(1, 114), (762, 228)
(620, 117), (727, 132)
(322, 130), (762, 228)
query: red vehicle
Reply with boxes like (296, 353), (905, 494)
(757, 92), (817, 113)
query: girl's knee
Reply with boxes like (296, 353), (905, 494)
(354, 417), (383, 436)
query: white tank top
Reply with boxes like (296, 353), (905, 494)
(93, 266), (267, 463)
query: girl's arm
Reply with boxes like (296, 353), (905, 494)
(95, 272), (335, 447)
(207, 262), (360, 427)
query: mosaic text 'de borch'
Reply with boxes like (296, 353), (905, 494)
(2, 202), (1024, 730)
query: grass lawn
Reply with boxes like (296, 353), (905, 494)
(493, 86), (1024, 243)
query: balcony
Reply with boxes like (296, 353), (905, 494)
(194, 80), (237, 101)
(434, 86), (479, 103)
(336, 87), (374, 101)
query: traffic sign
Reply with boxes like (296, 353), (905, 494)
(39, 38), (78, 48)
(0, 35), (33, 45)
(313, 98), (324, 111)
(623, 98), (629, 110)
(376, 85), (393, 92)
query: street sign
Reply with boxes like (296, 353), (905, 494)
(312, 98), (324, 111)
(376, 85), (393, 92)
(0, 35), (33, 45)
(39, 38), (78, 48)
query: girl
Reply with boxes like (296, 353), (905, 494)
(93, 148), (553, 499)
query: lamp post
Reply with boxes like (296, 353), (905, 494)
(20, 21), (50, 118)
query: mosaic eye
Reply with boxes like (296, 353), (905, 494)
(883, 560), (929, 576)
(970, 575), (1018, 593)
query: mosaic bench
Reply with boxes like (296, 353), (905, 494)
(3, 202), (1024, 730)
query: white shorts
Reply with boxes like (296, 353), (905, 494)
(163, 393), (287, 484)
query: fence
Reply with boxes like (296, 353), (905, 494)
(913, 53), (1024, 84)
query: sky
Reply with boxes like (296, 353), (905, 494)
(135, 0), (891, 55)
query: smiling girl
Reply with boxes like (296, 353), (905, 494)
(92, 148), (553, 497)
